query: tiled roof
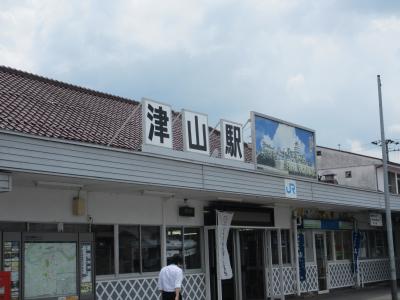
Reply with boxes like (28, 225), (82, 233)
(0, 66), (252, 162)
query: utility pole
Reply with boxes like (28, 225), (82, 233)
(377, 75), (398, 300)
(372, 139), (400, 162)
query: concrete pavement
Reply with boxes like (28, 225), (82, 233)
(288, 284), (398, 300)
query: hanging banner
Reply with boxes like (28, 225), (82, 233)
(297, 232), (306, 282)
(217, 211), (234, 280)
(352, 231), (361, 274)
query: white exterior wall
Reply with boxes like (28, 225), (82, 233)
(274, 206), (292, 228)
(0, 185), (205, 226)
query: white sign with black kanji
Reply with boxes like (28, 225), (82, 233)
(142, 99), (173, 148)
(182, 110), (209, 155)
(221, 120), (244, 161)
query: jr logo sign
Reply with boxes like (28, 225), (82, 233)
(284, 179), (297, 198)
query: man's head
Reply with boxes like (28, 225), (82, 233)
(169, 254), (183, 266)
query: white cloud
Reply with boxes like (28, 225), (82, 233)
(1, 0), (400, 160)
(389, 124), (400, 134)
(347, 139), (385, 161)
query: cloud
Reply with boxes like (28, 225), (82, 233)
(1, 0), (400, 163)
(389, 124), (400, 134)
(347, 139), (383, 160)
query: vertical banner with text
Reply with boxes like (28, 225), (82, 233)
(298, 232), (306, 282)
(217, 211), (234, 280)
(352, 231), (361, 274)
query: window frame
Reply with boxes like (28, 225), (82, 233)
(166, 225), (204, 273)
(333, 230), (352, 261)
(271, 229), (292, 265)
(95, 224), (163, 281)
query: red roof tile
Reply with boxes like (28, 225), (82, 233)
(0, 66), (253, 162)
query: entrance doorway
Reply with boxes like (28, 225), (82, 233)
(207, 228), (272, 300)
(239, 230), (265, 300)
(314, 232), (328, 292)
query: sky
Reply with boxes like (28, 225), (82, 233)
(1, 0), (400, 162)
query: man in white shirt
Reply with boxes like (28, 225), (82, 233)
(158, 254), (184, 300)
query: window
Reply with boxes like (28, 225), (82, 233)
(119, 225), (161, 274)
(92, 225), (114, 275)
(359, 230), (388, 259)
(141, 226), (161, 272)
(119, 225), (140, 273)
(397, 175), (400, 195)
(388, 171), (396, 194)
(167, 227), (183, 264)
(167, 227), (202, 270)
(369, 230), (387, 258)
(345, 171), (352, 178)
(305, 231), (314, 262)
(334, 231), (352, 260)
(184, 227), (201, 269)
(316, 150), (322, 156)
(271, 230), (291, 264)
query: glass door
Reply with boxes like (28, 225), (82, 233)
(314, 232), (328, 292)
(239, 230), (265, 300)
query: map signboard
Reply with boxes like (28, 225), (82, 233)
(252, 112), (316, 178)
(24, 242), (77, 298)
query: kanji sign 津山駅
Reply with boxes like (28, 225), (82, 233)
(221, 120), (244, 161)
(182, 110), (209, 155)
(142, 99), (173, 148)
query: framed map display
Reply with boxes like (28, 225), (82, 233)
(24, 242), (77, 299)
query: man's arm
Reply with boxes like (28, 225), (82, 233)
(174, 269), (183, 300)
(175, 288), (181, 300)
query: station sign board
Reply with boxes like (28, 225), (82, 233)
(142, 98), (173, 149)
(220, 120), (244, 161)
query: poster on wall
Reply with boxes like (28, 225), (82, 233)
(3, 241), (20, 300)
(80, 243), (93, 294)
(251, 112), (316, 178)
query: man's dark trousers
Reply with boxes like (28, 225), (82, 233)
(162, 291), (182, 300)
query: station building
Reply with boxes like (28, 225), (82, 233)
(0, 66), (399, 300)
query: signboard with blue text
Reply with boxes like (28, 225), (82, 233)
(284, 179), (297, 198)
(252, 112), (316, 178)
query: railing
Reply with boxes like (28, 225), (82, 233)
(327, 261), (354, 289)
(96, 273), (206, 300)
(359, 258), (390, 285)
